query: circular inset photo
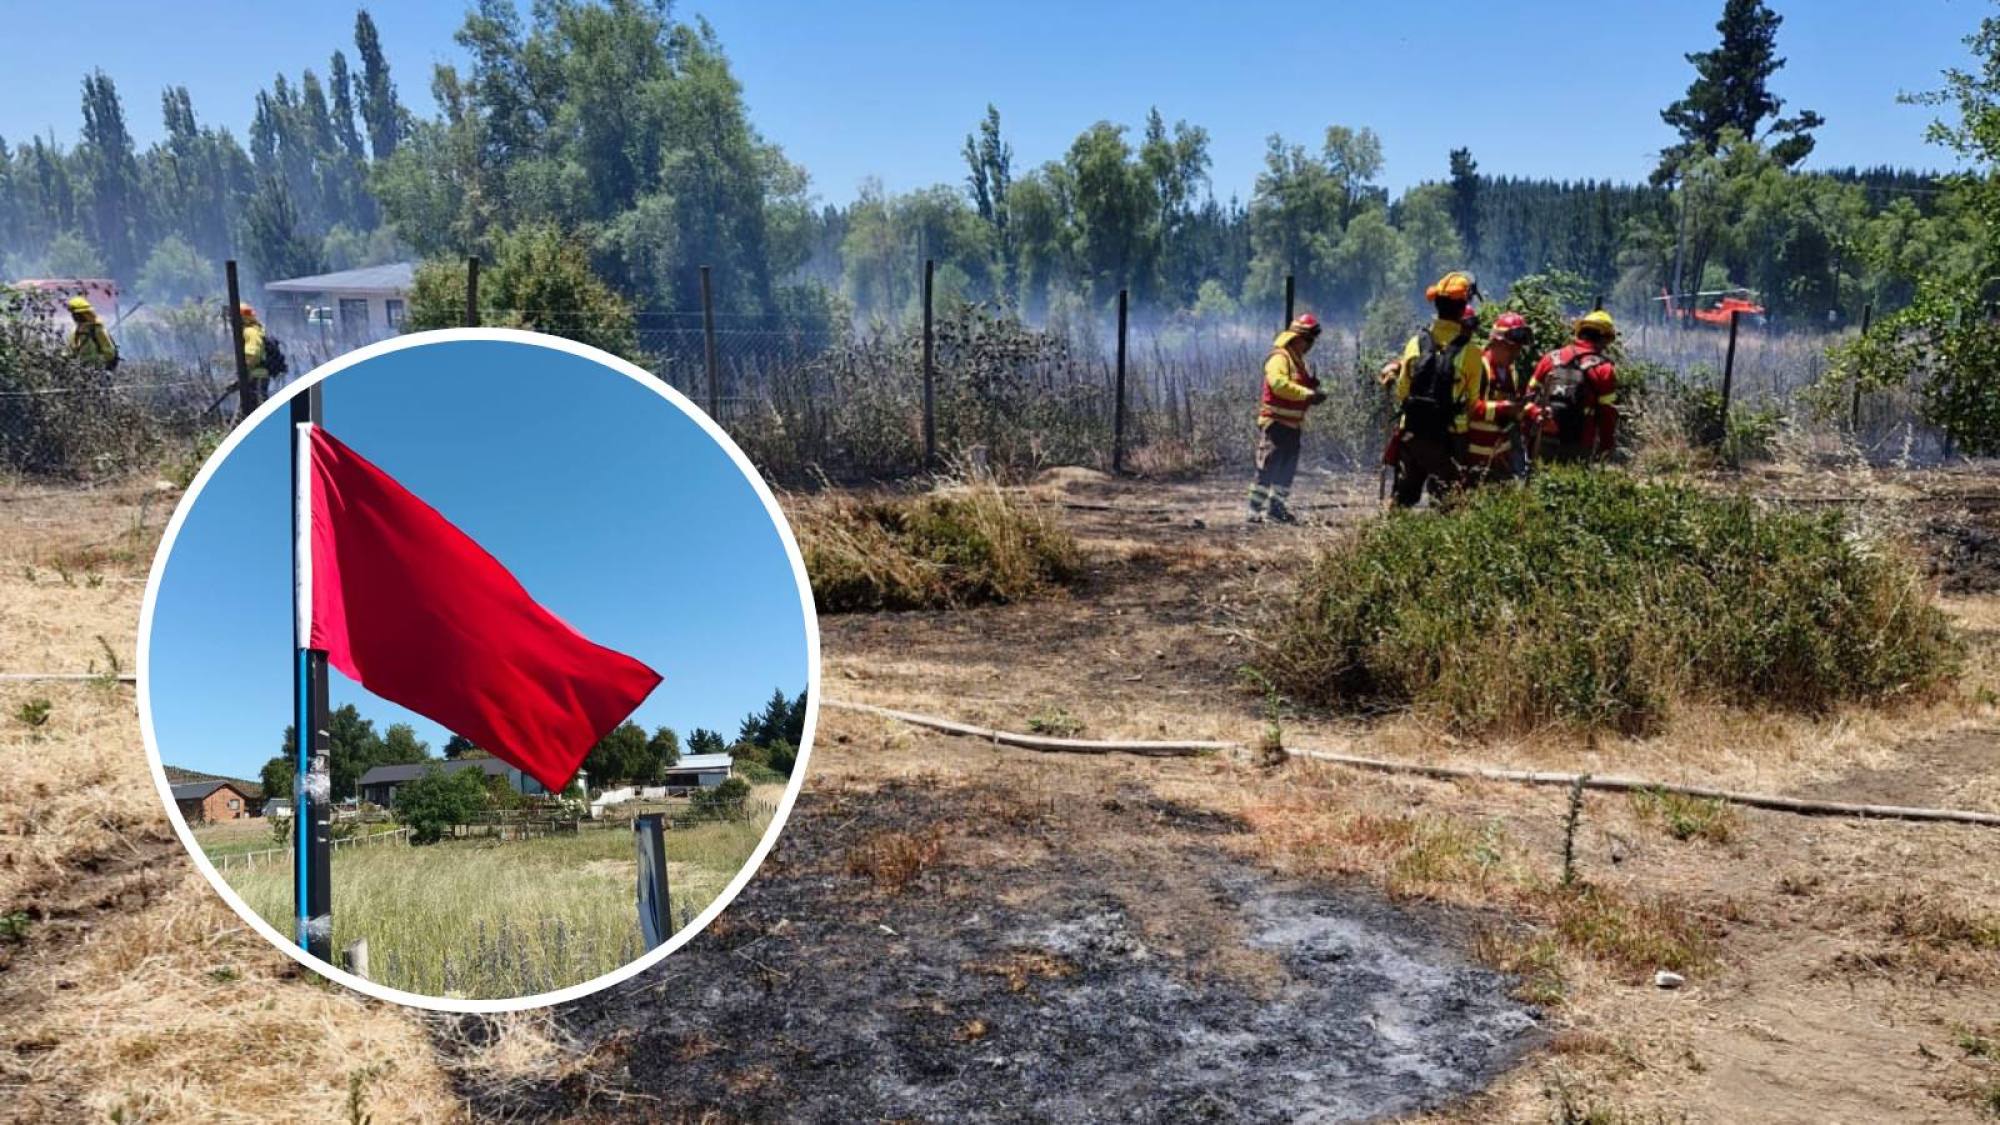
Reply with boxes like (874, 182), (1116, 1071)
(137, 329), (818, 1011)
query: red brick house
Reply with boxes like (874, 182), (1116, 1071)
(172, 780), (259, 823)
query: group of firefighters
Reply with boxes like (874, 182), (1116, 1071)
(1248, 270), (1619, 523)
(58, 295), (275, 387)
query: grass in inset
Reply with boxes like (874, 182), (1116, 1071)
(222, 809), (770, 998)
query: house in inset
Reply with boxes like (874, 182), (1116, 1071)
(661, 753), (735, 793)
(172, 780), (259, 823)
(263, 262), (415, 350)
(357, 757), (549, 808)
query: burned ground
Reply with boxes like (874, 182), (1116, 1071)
(460, 775), (1541, 1123)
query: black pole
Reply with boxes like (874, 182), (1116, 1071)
(290, 381), (332, 965)
(1594, 294), (1605, 311)
(1283, 273), (1296, 328)
(699, 265), (720, 419)
(1112, 288), (1129, 475)
(635, 813), (672, 948)
(464, 256), (480, 328)
(922, 258), (937, 467)
(1852, 303), (1872, 431)
(1720, 307), (1741, 420)
(225, 260), (254, 422)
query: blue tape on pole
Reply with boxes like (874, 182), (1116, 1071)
(295, 647), (309, 949)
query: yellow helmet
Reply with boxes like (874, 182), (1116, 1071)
(66, 296), (94, 314)
(1425, 271), (1479, 303)
(1575, 309), (1617, 339)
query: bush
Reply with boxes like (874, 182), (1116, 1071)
(794, 473), (1081, 612)
(0, 287), (161, 478)
(1262, 469), (1961, 735)
(392, 765), (492, 844)
(690, 777), (752, 820)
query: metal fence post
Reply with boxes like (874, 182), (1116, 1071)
(1112, 288), (1129, 475)
(1283, 273), (1295, 329)
(1852, 303), (1872, 432)
(634, 813), (672, 950)
(700, 265), (720, 420)
(922, 258), (937, 467)
(464, 256), (480, 328)
(225, 260), (254, 421)
(1719, 307), (1741, 421)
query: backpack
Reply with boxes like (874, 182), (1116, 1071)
(95, 325), (119, 372)
(264, 334), (289, 378)
(1543, 349), (1606, 445)
(1401, 322), (1471, 440)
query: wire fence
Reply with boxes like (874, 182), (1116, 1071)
(7, 256), (1959, 486)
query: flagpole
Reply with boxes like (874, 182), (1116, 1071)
(291, 384), (333, 963)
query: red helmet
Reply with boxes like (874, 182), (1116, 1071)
(1288, 313), (1322, 336)
(1490, 311), (1532, 346)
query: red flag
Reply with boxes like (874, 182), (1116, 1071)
(305, 426), (661, 793)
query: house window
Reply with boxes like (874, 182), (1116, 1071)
(227, 798), (239, 809)
(385, 298), (406, 330)
(340, 298), (370, 346)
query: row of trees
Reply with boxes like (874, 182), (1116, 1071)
(0, 10), (406, 297)
(1, 0), (1959, 337)
(257, 685), (809, 804)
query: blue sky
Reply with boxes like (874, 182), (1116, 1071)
(0, 1), (1977, 203)
(147, 339), (811, 780)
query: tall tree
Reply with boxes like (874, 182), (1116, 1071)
(328, 50), (368, 160)
(1658, 0), (1823, 179)
(355, 8), (403, 161)
(77, 71), (145, 279)
(963, 104), (1013, 279)
(1447, 147), (1480, 266)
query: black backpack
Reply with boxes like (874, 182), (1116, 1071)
(1402, 323), (1471, 440)
(264, 334), (290, 378)
(1543, 350), (1605, 445)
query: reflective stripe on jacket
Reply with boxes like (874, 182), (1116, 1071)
(1258, 328), (1320, 429)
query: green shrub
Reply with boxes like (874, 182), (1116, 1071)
(796, 475), (1080, 612)
(1263, 469), (1961, 734)
(392, 765), (491, 844)
(691, 776), (752, 819)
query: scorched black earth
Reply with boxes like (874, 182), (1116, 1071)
(450, 777), (1541, 1122)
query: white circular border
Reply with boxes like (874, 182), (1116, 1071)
(136, 327), (822, 1013)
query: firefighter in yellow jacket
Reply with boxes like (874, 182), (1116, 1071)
(1389, 271), (1486, 507)
(65, 296), (119, 370)
(1247, 313), (1327, 524)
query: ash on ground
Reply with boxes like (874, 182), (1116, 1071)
(452, 779), (1540, 1123)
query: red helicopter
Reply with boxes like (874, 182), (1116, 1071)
(1655, 287), (1766, 327)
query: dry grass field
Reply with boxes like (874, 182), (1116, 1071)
(3, 460), (1998, 1121)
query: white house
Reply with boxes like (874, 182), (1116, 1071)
(661, 752), (735, 791)
(263, 262), (415, 349)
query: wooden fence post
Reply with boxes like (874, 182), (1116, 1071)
(922, 258), (937, 468)
(1112, 288), (1129, 475)
(464, 257), (480, 327)
(343, 938), (370, 980)
(225, 260), (254, 421)
(1852, 303), (1872, 432)
(1719, 308), (1741, 421)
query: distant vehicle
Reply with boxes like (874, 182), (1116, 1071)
(1656, 287), (1766, 328)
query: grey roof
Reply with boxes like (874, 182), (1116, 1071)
(358, 757), (518, 786)
(264, 261), (415, 294)
(665, 753), (734, 773)
(171, 780), (252, 801)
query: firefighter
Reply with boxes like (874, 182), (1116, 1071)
(1464, 311), (1536, 485)
(1247, 313), (1328, 524)
(1389, 271), (1486, 507)
(1528, 309), (1620, 465)
(237, 302), (271, 397)
(65, 296), (119, 370)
